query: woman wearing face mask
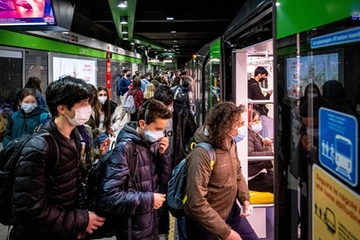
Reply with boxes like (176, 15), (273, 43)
(127, 77), (144, 121)
(2, 88), (49, 147)
(90, 86), (120, 148)
(247, 110), (274, 193)
(184, 102), (258, 240)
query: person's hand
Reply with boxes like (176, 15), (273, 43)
(158, 137), (169, 154)
(225, 229), (242, 240)
(268, 89), (273, 95)
(262, 137), (272, 146)
(77, 232), (86, 239)
(301, 135), (313, 151)
(153, 193), (166, 209)
(99, 138), (111, 155)
(16, 0), (33, 9)
(85, 211), (106, 234)
(240, 200), (251, 217)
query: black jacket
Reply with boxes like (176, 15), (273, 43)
(11, 119), (89, 240)
(172, 99), (197, 167)
(248, 78), (271, 116)
(97, 122), (172, 240)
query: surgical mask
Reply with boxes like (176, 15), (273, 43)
(146, 77), (150, 80)
(144, 129), (164, 143)
(251, 123), (262, 133)
(98, 96), (107, 105)
(308, 93), (318, 98)
(21, 103), (37, 113)
(229, 126), (247, 143)
(65, 105), (92, 126)
(126, 74), (131, 78)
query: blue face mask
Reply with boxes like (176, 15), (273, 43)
(229, 126), (247, 143)
(21, 103), (37, 113)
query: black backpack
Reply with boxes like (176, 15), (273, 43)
(84, 138), (138, 239)
(167, 142), (216, 218)
(0, 130), (59, 225)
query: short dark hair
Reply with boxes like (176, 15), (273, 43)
(180, 71), (187, 76)
(122, 68), (130, 74)
(132, 77), (142, 89)
(138, 99), (172, 124)
(254, 66), (268, 76)
(46, 76), (94, 117)
(154, 85), (174, 106)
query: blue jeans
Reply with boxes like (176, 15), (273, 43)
(177, 216), (187, 240)
(185, 202), (259, 240)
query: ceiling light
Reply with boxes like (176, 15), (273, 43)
(173, 40), (177, 43)
(130, 42), (135, 45)
(122, 26), (128, 34)
(123, 33), (128, 40)
(120, 16), (128, 24)
(117, 0), (128, 8)
(174, 45), (178, 47)
(166, 17), (174, 20)
(171, 31), (176, 33)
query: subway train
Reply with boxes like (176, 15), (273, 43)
(1, 0), (360, 239)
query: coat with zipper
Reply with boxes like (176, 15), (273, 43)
(97, 122), (172, 240)
(183, 125), (250, 240)
(3, 106), (49, 147)
(10, 119), (89, 240)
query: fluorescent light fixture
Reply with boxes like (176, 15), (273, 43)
(275, 2), (280, 6)
(174, 45), (178, 47)
(130, 42), (135, 45)
(122, 26), (128, 33)
(117, 0), (128, 8)
(173, 40), (177, 42)
(120, 16), (128, 24)
(123, 33), (128, 40)
(166, 17), (174, 20)
(171, 31), (176, 33)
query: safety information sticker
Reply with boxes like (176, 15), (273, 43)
(313, 165), (360, 240)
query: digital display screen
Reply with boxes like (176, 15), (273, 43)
(0, 0), (56, 26)
(52, 56), (97, 86)
(286, 53), (339, 98)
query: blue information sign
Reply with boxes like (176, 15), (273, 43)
(311, 27), (360, 49)
(319, 108), (358, 186)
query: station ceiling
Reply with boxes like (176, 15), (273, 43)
(72, 0), (247, 66)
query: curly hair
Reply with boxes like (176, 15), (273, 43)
(205, 102), (246, 150)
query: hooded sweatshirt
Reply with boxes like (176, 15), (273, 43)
(183, 125), (250, 239)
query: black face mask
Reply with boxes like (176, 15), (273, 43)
(126, 74), (131, 78)
(259, 78), (266, 82)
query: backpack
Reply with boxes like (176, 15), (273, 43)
(167, 142), (216, 218)
(0, 130), (59, 225)
(175, 90), (190, 108)
(123, 90), (139, 114)
(85, 138), (137, 239)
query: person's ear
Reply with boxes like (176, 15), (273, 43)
(57, 105), (67, 115)
(138, 119), (146, 129)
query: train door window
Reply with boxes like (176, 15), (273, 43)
(25, 50), (48, 93)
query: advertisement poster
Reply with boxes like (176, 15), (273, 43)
(53, 57), (96, 86)
(106, 59), (112, 98)
(312, 165), (360, 240)
(286, 53), (339, 98)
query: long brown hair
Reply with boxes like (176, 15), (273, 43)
(205, 102), (246, 150)
(94, 86), (112, 131)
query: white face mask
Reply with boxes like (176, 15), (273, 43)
(65, 105), (92, 126)
(251, 122), (262, 133)
(98, 96), (107, 105)
(306, 127), (319, 138)
(21, 103), (37, 113)
(308, 93), (318, 98)
(144, 129), (164, 143)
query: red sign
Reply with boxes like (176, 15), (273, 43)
(106, 59), (112, 98)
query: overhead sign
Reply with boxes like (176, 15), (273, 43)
(311, 27), (360, 49)
(312, 165), (360, 240)
(319, 108), (358, 186)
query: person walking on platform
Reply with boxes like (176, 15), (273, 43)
(184, 102), (258, 240)
(117, 68), (132, 104)
(154, 85), (197, 240)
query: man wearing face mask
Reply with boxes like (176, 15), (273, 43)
(10, 76), (106, 240)
(96, 99), (173, 240)
(2, 88), (49, 147)
(117, 68), (132, 104)
(154, 85), (197, 240)
(184, 102), (258, 240)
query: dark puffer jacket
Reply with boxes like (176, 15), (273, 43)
(11, 119), (89, 240)
(172, 99), (197, 167)
(248, 130), (273, 177)
(97, 122), (172, 240)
